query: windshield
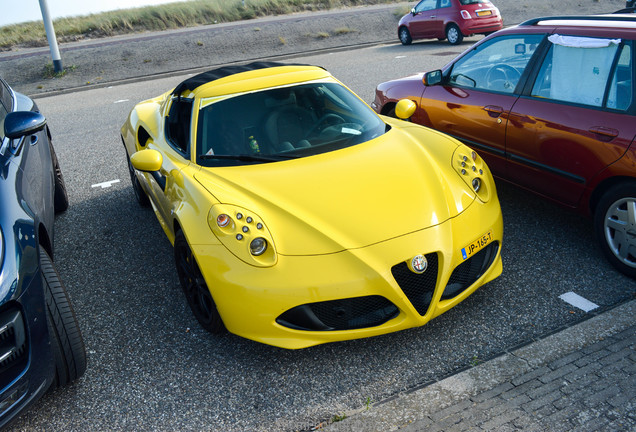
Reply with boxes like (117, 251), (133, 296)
(196, 81), (386, 167)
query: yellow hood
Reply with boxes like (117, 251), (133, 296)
(195, 126), (476, 255)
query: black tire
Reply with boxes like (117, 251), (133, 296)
(125, 145), (150, 207)
(398, 26), (412, 45)
(49, 142), (69, 214)
(174, 230), (226, 334)
(594, 182), (636, 278)
(384, 104), (397, 119)
(446, 23), (463, 45)
(41, 248), (87, 389)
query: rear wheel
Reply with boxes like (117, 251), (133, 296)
(41, 249), (87, 389)
(594, 182), (636, 278)
(399, 27), (412, 45)
(446, 23), (463, 45)
(174, 230), (226, 333)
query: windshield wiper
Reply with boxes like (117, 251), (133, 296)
(199, 153), (297, 162)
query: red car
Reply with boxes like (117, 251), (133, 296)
(398, 0), (503, 45)
(373, 13), (636, 278)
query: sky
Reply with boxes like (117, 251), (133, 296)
(0, 0), (188, 27)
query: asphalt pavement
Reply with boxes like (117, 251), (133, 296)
(1, 0), (634, 431)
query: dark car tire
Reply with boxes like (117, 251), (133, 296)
(594, 182), (636, 278)
(125, 148), (150, 207)
(41, 248), (87, 389)
(174, 230), (226, 334)
(399, 26), (412, 45)
(446, 23), (463, 45)
(49, 143), (69, 214)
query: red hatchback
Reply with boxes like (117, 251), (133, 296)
(398, 0), (503, 45)
(374, 13), (636, 278)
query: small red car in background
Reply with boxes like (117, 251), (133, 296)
(398, 0), (503, 45)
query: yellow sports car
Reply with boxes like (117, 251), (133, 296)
(121, 62), (503, 349)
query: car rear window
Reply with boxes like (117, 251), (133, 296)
(0, 80), (13, 142)
(530, 36), (630, 110)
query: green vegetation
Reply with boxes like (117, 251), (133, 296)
(331, 413), (347, 422)
(0, 0), (404, 51)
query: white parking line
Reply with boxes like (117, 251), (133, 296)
(114, 99), (130, 104)
(559, 292), (599, 312)
(92, 179), (121, 189)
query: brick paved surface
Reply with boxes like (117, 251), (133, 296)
(324, 300), (635, 431)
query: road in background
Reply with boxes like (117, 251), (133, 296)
(5, 39), (634, 431)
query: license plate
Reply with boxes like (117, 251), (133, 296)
(461, 230), (493, 260)
(476, 10), (492, 16)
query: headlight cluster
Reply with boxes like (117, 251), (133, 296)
(208, 205), (277, 267)
(453, 145), (492, 203)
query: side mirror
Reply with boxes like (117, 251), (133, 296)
(130, 149), (163, 172)
(423, 70), (443, 86)
(395, 99), (417, 120)
(4, 111), (47, 139)
(411, 7), (417, 15)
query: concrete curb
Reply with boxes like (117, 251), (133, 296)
(322, 299), (635, 431)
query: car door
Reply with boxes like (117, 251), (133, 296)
(505, 36), (635, 207)
(420, 33), (545, 175)
(409, 0), (441, 39)
(143, 97), (193, 235)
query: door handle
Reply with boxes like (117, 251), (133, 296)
(484, 105), (504, 118)
(589, 126), (618, 138)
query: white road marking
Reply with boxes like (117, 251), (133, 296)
(114, 99), (129, 104)
(395, 55), (407, 59)
(92, 179), (121, 189)
(559, 292), (599, 312)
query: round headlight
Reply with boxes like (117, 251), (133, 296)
(250, 237), (268, 256)
(472, 177), (482, 192)
(217, 214), (231, 227)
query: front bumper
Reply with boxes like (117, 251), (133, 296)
(0, 272), (54, 428)
(193, 196), (503, 349)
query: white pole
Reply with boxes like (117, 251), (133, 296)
(38, 0), (63, 73)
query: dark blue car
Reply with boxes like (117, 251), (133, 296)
(0, 77), (86, 427)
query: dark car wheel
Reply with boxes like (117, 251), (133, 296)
(594, 183), (636, 278)
(49, 142), (69, 214)
(446, 23), (463, 45)
(125, 149), (150, 207)
(41, 248), (87, 389)
(399, 26), (412, 45)
(174, 230), (226, 334)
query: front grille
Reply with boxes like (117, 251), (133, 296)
(442, 242), (499, 300)
(0, 306), (28, 390)
(391, 253), (439, 316)
(276, 295), (398, 331)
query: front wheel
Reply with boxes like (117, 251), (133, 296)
(594, 183), (636, 278)
(49, 141), (69, 214)
(41, 249), (87, 389)
(446, 23), (463, 45)
(124, 144), (150, 207)
(174, 230), (226, 333)
(399, 27), (412, 45)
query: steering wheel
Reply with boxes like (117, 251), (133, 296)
(306, 113), (345, 137)
(485, 64), (521, 92)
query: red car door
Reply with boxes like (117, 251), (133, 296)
(420, 34), (545, 176)
(409, 0), (441, 38)
(505, 37), (634, 207)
